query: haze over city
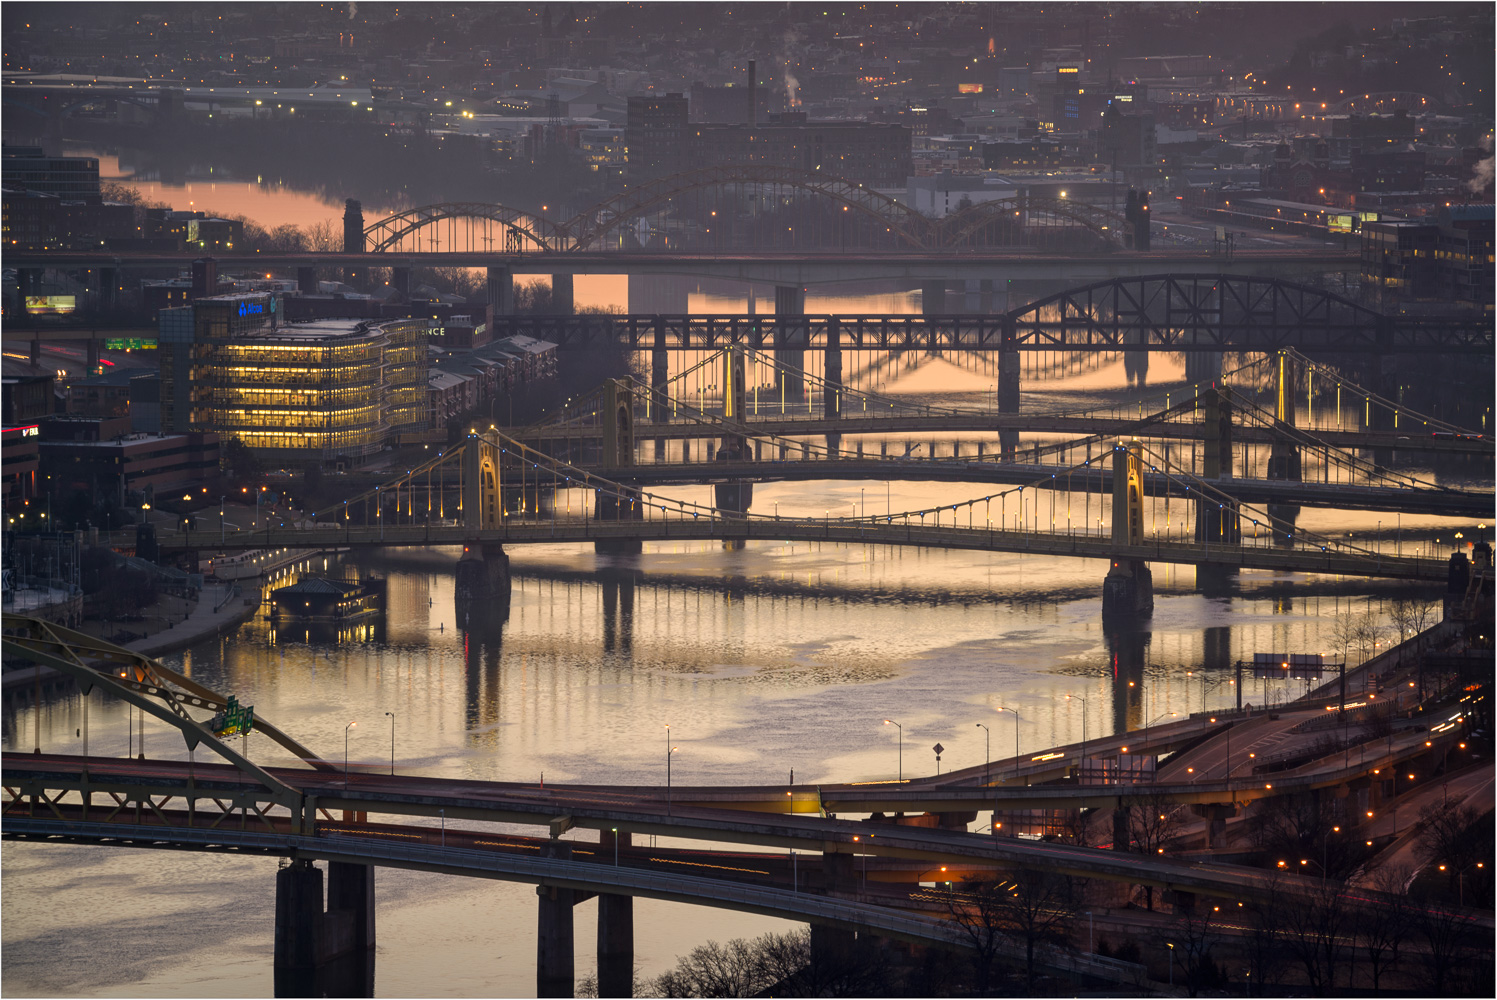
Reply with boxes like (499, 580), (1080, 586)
(1, 3), (1493, 998)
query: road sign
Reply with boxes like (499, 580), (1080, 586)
(210, 695), (254, 738)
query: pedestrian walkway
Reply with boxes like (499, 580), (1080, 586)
(125, 580), (261, 658)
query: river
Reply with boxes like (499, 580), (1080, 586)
(1, 156), (1487, 998)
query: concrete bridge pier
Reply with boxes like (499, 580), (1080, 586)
(536, 839), (579, 998)
(595, 486), (644, 555)
(297, 266), (317, 296)
(810, 851), (859, 968)
(823, 334), (843, 421)
(920, 280), (947, 315)
(551, 273), (574, 315)
(391, 266), (412, 299)
(774, 285), (806, 401)
(455, 542), (511, 629)
(488, 266), (515, 315)
(596, 830), (635, 999)
(274, 860), (375, 979)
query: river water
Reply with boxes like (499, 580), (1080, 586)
(3, 157), (1490, 998)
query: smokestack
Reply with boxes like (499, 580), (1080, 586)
(748, 60), (756, 126)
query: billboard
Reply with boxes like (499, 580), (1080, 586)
(25, 295), (76, 315)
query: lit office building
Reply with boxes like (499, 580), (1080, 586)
(159, 278), (432, 464)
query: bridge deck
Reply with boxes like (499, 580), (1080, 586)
(152, 520), (1444, 579)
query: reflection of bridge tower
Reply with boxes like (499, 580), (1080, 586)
(1107, 628), (1150, 737)
(464, 602), (507, 732)
(600, 569), (636, 657)
(1102, 445), (1153, 617)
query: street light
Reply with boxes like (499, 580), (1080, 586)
(384, 711), (395, 775)
(666, 725), (679, 815)
(883, 719), (903, 782)
(1066, 694), (1087, 776)
(997, 707), (1021, 781)
(344, 720), (357, 788)
(975, 723), (990, 784)
(220, 495), (227, 543)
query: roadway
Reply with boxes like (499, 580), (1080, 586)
(560, 458), (1489, 519)
(522, 411), (1495, 456)
(145, 519), (1449, 580)
(3, 248), (1358, 286)
(0, 751), (1448, 913)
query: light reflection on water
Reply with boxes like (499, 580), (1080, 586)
(3, 521), (1428, 997)
(4, 248), (1489, 994)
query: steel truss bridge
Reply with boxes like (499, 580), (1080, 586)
(483, 275), (1493, 354)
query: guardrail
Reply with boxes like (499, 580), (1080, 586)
(2, 816), (1149, 986)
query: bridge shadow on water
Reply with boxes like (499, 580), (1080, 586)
(274, 949), (374, 998)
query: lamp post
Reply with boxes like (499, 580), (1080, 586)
(344, 720), (356, 789)
(1167, 943), (1175, 986)
(384, 711), (395, 775)
(665, 725), (679, 815)
(440, 808), (445, 847)
(975, 722), (990, 784)
(997, 707), (1021, 781)
(882, 719), (903, 782)
(1066, 694), (1088, 775)
(220, 495), (227, 543)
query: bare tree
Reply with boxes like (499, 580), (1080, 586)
(1122, 790), (1185, 909)
(1278, 876), (1352, 995)
(1355, 864), (1414, 990)
(650, 937), (766, 997)
(1164, 905), (1222, 997)
(1410, 890), (1489, 996)
(946, 870), (1078, 992)
(1242, 893), (1289, 996)
(1417, 802), (1494, 900)
(1248, 795), (1370, 883)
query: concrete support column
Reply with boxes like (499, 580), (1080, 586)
(774, 285), (806, 401)
(17, 267), (39, 317)
(1111, 805), (1130, 852)
(596, 830), (634, 999)
(30, 338), (41, 367)
(98, 267), (118, 313)
(327, 861), (376, 953)
(920, 280), (946, 315)
(550, 273), (574, 315)
(391, 266), (412, 298)
(274, 860), (324, 972)
(455, 541), (511, 629)
(537, 842), (576, 999)
(1196, 386), (1240, 548)
(85, 337), (101, 376)
(297, 266), (318, 296)
(488, 266), (515, 315)
(823, 328), (843, 421)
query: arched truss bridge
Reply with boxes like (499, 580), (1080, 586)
(361, 166), (1124, 254)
